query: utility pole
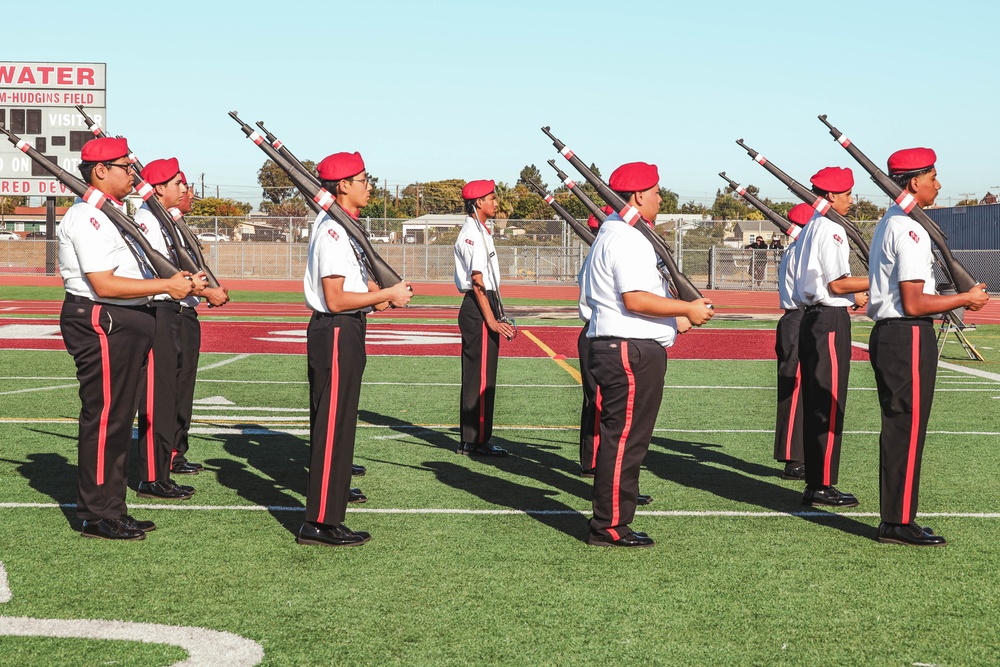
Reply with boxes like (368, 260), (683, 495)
(415, 182), (420, 218)
(200, 173), (205, 198)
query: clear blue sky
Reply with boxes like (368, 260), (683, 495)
(6, 0), (998, 208)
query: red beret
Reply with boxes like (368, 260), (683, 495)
(178, 171), (187, 185)
(316, 152), (365, 181)
(140, 157), (180, 185)
(787, 203), (814, 227)
(609, 162), (659, 193)
(809, 166), (853, 194)
(587, 204), (614, 230)
(887, 147), (936, 175)
(462, 179), (495, 200)
(80, 137), (129, 163)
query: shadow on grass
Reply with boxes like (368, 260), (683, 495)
(421, 460), (586, 542)
(645, 436), (873, 540)
(1, 451), (77, 528)
(203, 429), (309, 536)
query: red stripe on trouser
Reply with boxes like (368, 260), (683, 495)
(317, 328), (341, 524)
(478, 322), (487, 443)
(590, 388), (602, 470)
(609, 342), (636, 541)
(824, 331), (838, 486)
(901, 326), (921, 520)
(144, 350), (156, 481)
(91, 307), (111, 486)
(785, 364), (801, 460)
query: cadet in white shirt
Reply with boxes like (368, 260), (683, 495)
(578, 162), (713, 548)
(133, 158), (205, 501)
(59, 137), (196, 540)
(773, 203), (812, 480)
(868, 148), (988, 547)
(791, 167), (868, 509)
(298, 151), (411, 548)
(454, 179), (516, 457)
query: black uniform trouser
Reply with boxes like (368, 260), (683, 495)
(774, 309), (804, 463)
(137, 302), (182, 483)
(172, 307), (201, 466)
(578, 325), (600, 472)
(60, 296), (155, 521)
(799, 306), (852, 488)
(870, 318), (937, 524)
(459, 291), (500, 444)
(306, 311), (366, 526)
(588, 337), (666, 540)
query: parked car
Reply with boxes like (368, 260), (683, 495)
(370, 235), (391, 243)
(197, 232), (228, 243)
(0, 231), (20, 241)
(26, 231), (48, 239)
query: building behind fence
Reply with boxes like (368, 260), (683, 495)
(1, 214), (998, 291)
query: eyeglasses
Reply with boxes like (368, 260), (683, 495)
(104, 162), (135, 173)
(348, 174), (369, 186)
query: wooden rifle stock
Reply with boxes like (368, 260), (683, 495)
(540, 126), (706, 303)
(75, 105), (221, 289)
(524, 179), (594, 245)
(229, 111), (403, 289)
(735, 138), (870, 267)
(717, 172), (796, 237)
(817, 114), (979, 293)
(0, 123), (180, 278)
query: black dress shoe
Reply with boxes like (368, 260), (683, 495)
(137, 480), (193, 500)
(637, 494), (653, 506)
(296, 522), (371, 547)
(352, 464), (366, 477)
(170, 461), (201, 475)
(81, 518), (145, 540)
(802, 486), (859, 508)
(587, 531), (655, 548)
(348, 488), (367, 504)
(169, 479), (195, 495)
(579, 468), (596, 479)
(121, 514), (156, 532)
(458, 441), (509, 457)
(877, 522), (946, 546)
(782, 462), (806, 480)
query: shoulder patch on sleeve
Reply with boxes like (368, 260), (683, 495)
(138, 222), (148, 234)
(327, 228), (339, 241)
(465, 238), (475, 246)
(832, 233), (843, 244)
(90, 217), (100, 230)
(908, 230), (920, 243)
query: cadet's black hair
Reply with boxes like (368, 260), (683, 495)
(890, 166), (934, 190)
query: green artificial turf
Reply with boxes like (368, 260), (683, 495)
(1, 329), (999, 665)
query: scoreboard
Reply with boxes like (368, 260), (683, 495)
(0, 61), (106, 198)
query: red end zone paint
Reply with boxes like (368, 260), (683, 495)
(0, 319), (871, 361)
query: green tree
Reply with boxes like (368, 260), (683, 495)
(680, 200), (708, 214)
(191, 197), (252, 217)
(0, 195), (26, 215)
(360, 175), (408, 219)
(659, 188), (679, 214)
(518, 164), (546, 191)
(956, 199), (979, 207)
(710, 187), (753, 220)
(493, 182), (515, 221)
(257, 158), (316, 209)
(401, 179), (465, 216)
(511, 183), (550, 220)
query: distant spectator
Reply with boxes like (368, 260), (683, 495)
(744, 235), (768, 287)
